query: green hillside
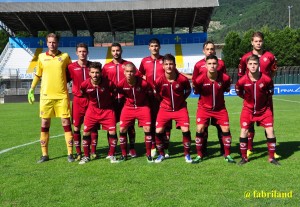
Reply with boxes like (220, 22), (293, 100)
(210, 0), (300, 43)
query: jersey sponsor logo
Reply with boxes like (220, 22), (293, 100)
(244, 84), (252, 87)
(43, 58), (51, 61)
(108, 66), (114, 68)
(87, 89), (94, 92)
(74, 68), (81, 71)
(145, 60), (152, 63)
(163, 84), (168, 87)
(123, 87), (130, 90)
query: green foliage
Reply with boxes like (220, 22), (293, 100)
(211, 0), (300, 43)
(0, 30), (9, 53)
(222, 31), (241, 68)
(0, 96), (299, 206)
(223, 27), (300, 67)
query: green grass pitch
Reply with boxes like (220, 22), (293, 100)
(0, 95), (299, 206)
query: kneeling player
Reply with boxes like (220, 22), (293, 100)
(117, 63), (154, 162)
(193, 55), (235, 163)
(235, 54), (280, 165)
(79, 62), (119, 164)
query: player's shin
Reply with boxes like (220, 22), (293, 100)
(82, 135), (91, 157)
(222, 131), (232, 157)
(73, 130), (82, 155)
(195, 132), (205, 157)
(63, 125), (73, 155)
(40, 127), (50, 156)
(155, 133), (165, 155)
(239, 137), (248, 159)
(182, 131), (191, 155)
(119, 132), (128, 156)
(145, 132), (152, 156)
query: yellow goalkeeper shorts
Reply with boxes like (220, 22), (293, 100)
(40, 98), (71, 118)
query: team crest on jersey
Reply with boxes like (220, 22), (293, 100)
(136, 87), (141, 92)
(122, 65), (125, 69)
(159, 60), (163, 64)
(58, 57), (62, 62)
(218, 82), (222, 86)
(259, 83), (264, 88)
(175, 84), (180, 88)
(100, 87), (105, 92)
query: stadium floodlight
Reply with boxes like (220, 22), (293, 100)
(288, 5), (293, 28)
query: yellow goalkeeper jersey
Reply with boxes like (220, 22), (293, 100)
(36, 51), (72, 99)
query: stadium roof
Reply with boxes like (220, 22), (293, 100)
(0, 0), (219, 37)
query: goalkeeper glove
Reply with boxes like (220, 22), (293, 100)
(28, 88), (35, 104)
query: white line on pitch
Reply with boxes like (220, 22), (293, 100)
(0, 134), (64, 155)
(273, 98), (300, 103)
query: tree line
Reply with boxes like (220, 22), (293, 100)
(222, 27), (300, 68)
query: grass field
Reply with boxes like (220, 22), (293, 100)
(0, 95), (299, 207)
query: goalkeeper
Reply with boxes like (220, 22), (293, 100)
(28, 33), (74, 163)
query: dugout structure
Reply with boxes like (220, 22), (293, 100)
(0, 0), (219, 37)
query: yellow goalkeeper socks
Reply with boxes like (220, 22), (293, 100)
(40, 128), (49, 156)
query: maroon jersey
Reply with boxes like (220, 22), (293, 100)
(238, 51), (277, 78)
(154, 70), (191, 111)
(139, 55), (165, 86)
(235, 73), (274, 115)
(80, 77), (116, 110)
(194, 71), (231, 111)
(67, 61), (91, 97)
(192, 58), (226, 82)
(117, 76), (153, 108)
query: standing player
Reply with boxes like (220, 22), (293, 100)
(139, 38), (172, 158)
(117, 63), (154, 162)
(238, 31), (279, 158)
(67, 43), (98, 161)
(102, 43), (137, 158)
(154, 54), (192, 163)
(27, 33), (74, 163)
(192, 40), (226, 156)
(235, 54), (280, 165)
(193, 55), (235, 163)
(79, 62), (118, 164)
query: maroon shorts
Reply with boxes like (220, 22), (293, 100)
(84, 108), (116, 132)
(72, 96), (88, 127)
(240, 107), (273, 129)
(150, 99), (172, 129)
(156, 107), (189, 129)
(196, 107), (230, 127)
(120, 106), (151, 128)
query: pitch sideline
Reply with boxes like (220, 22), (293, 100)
(0, 134), (64, 155)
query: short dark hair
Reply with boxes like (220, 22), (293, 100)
(148, 38), (160, 46)
(205, 54), (218, 62)
(76, 43), (88, 52)
(246, 54), (259, 63)
(252, 31), (264, 40)
(203, 40), (215, 49)
(111, 42), (122, 49)
(89, 62), (102, 71)
(162, 53), (176, 64)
